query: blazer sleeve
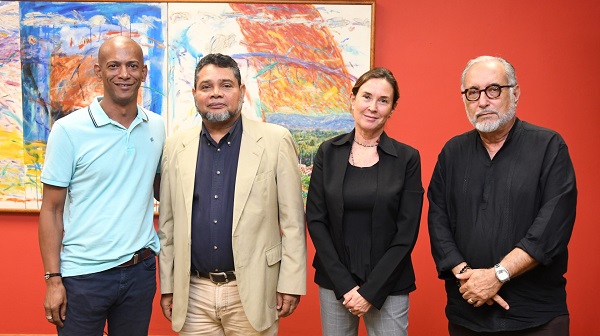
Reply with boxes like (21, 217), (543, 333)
(158, 139), (175, 294)
(275, 130), (307, 295)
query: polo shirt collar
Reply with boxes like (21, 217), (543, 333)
(88, 96), (147, 128)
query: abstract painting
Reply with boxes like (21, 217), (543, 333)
(1, 1), (166, 211)
(167, 2), (373, 197)
(0, 0), (373, 211)
(0, 1), (25, 210)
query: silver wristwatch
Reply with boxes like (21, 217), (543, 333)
(494, 263), (510, 283)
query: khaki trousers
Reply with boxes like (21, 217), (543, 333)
(179, 275), (278, 336)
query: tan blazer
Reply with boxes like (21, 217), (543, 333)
(158, 116), (307, 332)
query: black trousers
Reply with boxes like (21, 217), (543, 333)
(448, 315), (569, 336)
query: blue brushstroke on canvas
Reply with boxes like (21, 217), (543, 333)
(19, 1), (165, 143)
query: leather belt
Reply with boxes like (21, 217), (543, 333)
(117, 248), (155, 268)
(194, 270), (236, 283)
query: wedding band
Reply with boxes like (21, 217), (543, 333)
(468, 298), (474, 304)
(46, 315), (52, 319)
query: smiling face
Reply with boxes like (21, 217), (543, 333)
(192, 64), (246, 124)
(462, 60), (520, 133)
(350, 77), (395, 135)
(94, 36), (147, 108)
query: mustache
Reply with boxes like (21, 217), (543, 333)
(475, 109), (499, 117)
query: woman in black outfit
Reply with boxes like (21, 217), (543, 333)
(307, 67), (423, 336)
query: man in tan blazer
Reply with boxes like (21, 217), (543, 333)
(158, 53), (306, 335)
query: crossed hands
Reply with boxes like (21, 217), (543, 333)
(456, 268), (509, 310)
(343, 286), (372, 317)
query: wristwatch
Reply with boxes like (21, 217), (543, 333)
(494, 264), (510, 283)
(44, 272), (62, 280)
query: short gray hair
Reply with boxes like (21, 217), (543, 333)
(461, 56), (517, 90)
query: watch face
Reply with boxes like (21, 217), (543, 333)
(495, 265), (510, 282)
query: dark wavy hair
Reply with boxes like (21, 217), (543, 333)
(194, 53), (242, 89)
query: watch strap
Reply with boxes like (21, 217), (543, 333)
(44, 272), (62, 280)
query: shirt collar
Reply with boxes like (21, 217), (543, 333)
(332, 129), (398, 157)
(88, 96), (147, 128)
(506, 117), (521, 143)
(200, 115), (243, 144)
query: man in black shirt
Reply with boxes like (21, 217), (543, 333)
(428, 56), (577, 335)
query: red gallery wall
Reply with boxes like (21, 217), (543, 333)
(1, 0), (598, 334)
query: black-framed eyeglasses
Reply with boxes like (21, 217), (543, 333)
(461, 84), (516, 102)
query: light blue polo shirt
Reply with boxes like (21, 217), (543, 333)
(41, 97), (165, 277)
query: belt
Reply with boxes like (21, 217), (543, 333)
(117, 248), (155, 268)
(194, 270), (236, 283)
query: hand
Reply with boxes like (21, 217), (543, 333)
(277, 293), (300, 317)
(43, 278), (67, 327)
(456, 268), (509, 310)
(161, 294), (173, 321)
(343, 286), (372, 317)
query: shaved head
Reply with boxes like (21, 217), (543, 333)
(98, 36), (143, 65)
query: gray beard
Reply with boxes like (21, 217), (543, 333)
(473, 106), (516, 133)
(201, 110), (236, 122)
(467, 97), (517, 133)
(197, 99), (243, 122)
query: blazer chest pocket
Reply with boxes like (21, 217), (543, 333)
(265, 243), (282, 266)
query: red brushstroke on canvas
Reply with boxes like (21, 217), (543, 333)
(49, 55), (102, 119)
(230, 4), (351, 118)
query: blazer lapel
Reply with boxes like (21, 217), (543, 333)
(175, 128), (201, 224)
(233, 117), (263, 233)
(328, 131), (354, 230)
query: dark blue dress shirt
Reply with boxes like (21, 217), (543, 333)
(191, 117), (242, 273)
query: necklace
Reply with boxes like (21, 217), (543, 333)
(353, 138), (379, 147)
(350, 139), (378, 166)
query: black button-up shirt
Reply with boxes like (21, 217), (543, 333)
(191, 117), (242, 273)
(428, 118), (577, 332)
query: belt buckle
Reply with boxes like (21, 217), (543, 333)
(209, 272), (228, 284)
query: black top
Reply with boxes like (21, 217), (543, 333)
(428, 119), (577, 332)
(307, 130), (424, 309)
(191, 118), (242, 273)
(343, 163), (378, 283)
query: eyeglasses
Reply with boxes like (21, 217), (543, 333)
(461, 84), (516, 102)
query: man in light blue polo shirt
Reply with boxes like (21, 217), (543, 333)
(38, 36), (165, 336)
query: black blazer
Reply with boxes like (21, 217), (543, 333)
(306, 130), (424, 309)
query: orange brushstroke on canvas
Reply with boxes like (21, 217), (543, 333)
(49, 55), (102, 120)
(49, 53), (143, 123)
(230, 4), (352, 117)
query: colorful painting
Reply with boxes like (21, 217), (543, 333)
(0, 1), (167, 210)
(167, 2), (373, 197)
(0, 1), (373, 211)
(0, 1), (25, 210)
